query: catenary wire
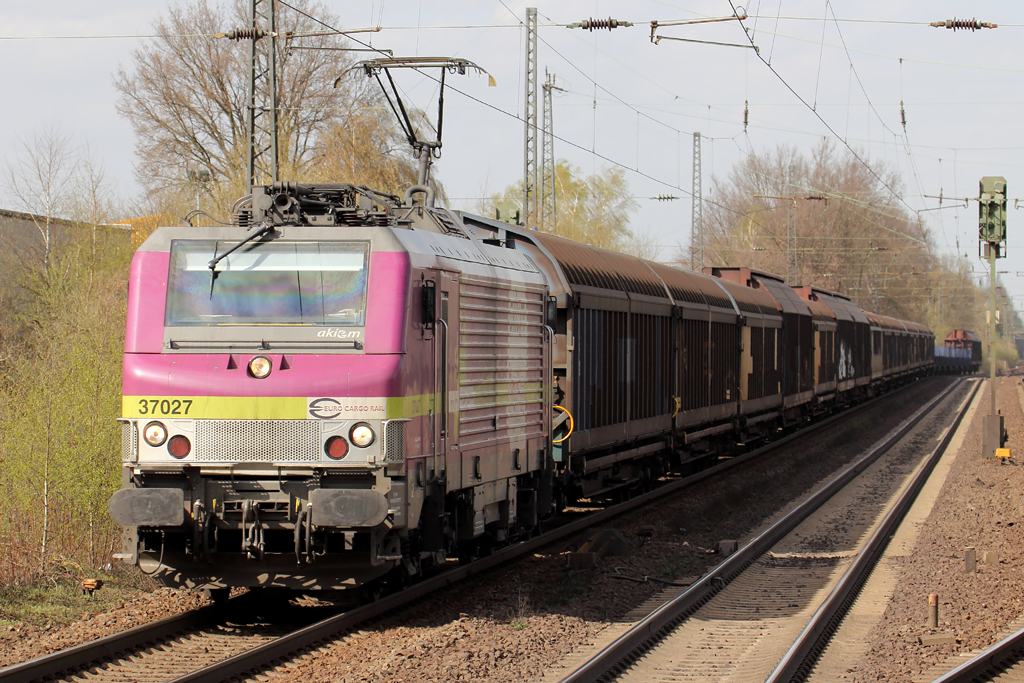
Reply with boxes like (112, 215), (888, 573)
(274, 0), (1016, 262)
(126, 0), (984, 264)
(275, 0), (784, 221)
(726, 1), (921, 224)
(277, 0), (717, 208)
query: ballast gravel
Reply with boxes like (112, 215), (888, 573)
(848, 376), (1024, 682)
(279, 377), (957, 683)
(0, 587), (211, 669)
(2, 375), (995, 683)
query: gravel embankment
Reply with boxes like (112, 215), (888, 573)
(0, 587), (211, 668)
(0, 377), (953, 682)
(849, 376), (1024, 682)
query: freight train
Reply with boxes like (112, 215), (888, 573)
(934, 329), (983, 374)
(109, 182), (935, 592)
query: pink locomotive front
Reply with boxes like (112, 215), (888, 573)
(111, 222), (432, 590)
(109, 184), (555, 594)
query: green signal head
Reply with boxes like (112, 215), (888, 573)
(979, 176), (1007, 246)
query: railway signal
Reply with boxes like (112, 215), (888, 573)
(980, 176), (1007, 248)
(979, 176), (1007, 457)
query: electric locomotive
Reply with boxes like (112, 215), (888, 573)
(110, 183), (561, 590)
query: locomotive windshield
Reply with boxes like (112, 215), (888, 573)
(165, 240), (369, 326)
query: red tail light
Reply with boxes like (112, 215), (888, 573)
(167, 435), (191, 458)
(324, 436), (349, 460)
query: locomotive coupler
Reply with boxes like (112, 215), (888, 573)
(191, 500), (211, 562)
(241, 499), (265, 560)
(294, 505), (315, 565)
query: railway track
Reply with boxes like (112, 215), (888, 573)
(0, 596), (348, 683)
(925, 624), (1024, 682)
(0, 379), (947, 683)
(554, 377), (978, 683)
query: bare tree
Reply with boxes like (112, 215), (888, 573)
(3, 126), (79, 275)
(115, 0), (371, 200)
(70, 149), (123, 260)
(622, 225), (662, 261)
(305, 101), (424, 197)
(693, 141), (941, 321)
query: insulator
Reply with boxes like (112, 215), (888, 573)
(930, 17), (997, 30)
(222, 28), (265, 41)
(574, 17), (630, 31)
(951, 17), (978, 31)
(945, 17), (984, 31)
(900, 100), (906, 131)
(743, 100), (749, 134)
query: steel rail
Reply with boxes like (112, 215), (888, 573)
(168, 381), (942, 683)
(0, 600), (236, 683)
(0, 377), (938, 683)
(766, 377), (980, 682)
(556, 377), (968, 683)
(928, 626), (1024, 682)
(167, 382), (937, 683)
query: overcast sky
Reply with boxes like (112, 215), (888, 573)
(3, 1), (1024, 306)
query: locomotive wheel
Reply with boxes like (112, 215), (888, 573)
(359, 581), (384, 603)
(384, 566), (412, 593)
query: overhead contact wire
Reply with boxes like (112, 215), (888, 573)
(278, 0), (737, 214)
(726, 1), (921, 226)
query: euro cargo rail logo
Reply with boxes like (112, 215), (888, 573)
(308, 398), (344, 418)
(316, 328), (361, 339)
(307, 398), (386, 419)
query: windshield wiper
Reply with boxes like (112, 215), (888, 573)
(207, 222), (275, 297)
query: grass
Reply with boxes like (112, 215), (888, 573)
(508, 577), (532, 630)
(0, 566), (155, 628)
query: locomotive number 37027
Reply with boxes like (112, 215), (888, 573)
(137, 398), (193, 416)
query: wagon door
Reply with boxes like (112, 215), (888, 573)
(434, 270), (461, 483)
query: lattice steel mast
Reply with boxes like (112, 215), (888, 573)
(541, 69), (564, 231)
(523, 7), (539, 225)
(786, 165), (799, 284)
(245, 0), (279, 188)
(691, 132), (703, 270)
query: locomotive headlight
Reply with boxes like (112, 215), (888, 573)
(143, 421), (168, 447)
(349, 423), (375, 448)
(248, 355), (272, 379)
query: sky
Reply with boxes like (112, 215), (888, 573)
(3, 0), (1024, 309)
